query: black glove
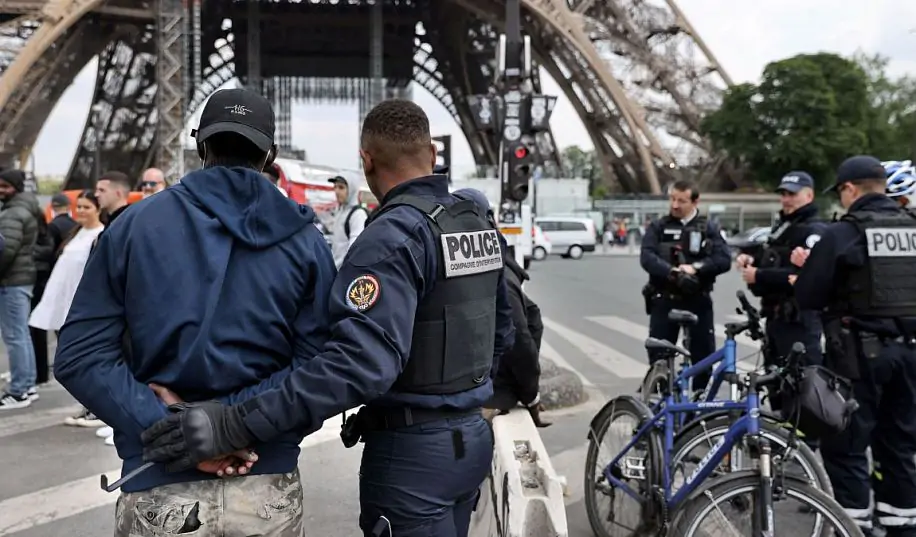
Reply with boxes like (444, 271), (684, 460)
(527, 403), (552, 428)
(141, 401), (254, 473)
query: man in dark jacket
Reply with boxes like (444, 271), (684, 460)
(0, 169), (40, 409)
(47, 193), (77, 252)
(54, 88), (336, 536)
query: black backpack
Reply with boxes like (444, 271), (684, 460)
(344, 205), (369, 238)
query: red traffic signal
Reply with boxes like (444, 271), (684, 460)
(514, 146), (529, 159)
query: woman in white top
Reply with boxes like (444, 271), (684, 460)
(29, 190), (105, 333)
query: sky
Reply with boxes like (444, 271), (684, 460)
(26, 0), (916, 178)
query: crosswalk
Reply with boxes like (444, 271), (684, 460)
(0, 311), (765, 536)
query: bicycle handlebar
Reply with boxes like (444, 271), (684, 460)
(733, 290), (765, 340)
(752, 342), (806, 387)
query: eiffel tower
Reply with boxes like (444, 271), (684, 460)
(0, 0), (734, 193)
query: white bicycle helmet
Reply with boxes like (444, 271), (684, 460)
(883, 160), (916, 198)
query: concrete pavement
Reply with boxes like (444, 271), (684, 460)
(0, 255), (765, 536)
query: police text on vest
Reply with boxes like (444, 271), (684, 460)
(865, 228), (916, 257)
(441, 230), (504, 278)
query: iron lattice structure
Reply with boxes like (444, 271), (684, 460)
(0, 0), (733, 193)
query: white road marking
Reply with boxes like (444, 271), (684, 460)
(542, 317), (648, 379)
(585, 315), (760, 373)
(0, 414), (348, 533)
(541, 340), (595, 387)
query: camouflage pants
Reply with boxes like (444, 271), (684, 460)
(114, 470), (303, 537)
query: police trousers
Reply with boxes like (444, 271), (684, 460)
(648, 294), (715, 391)
(359, 414), (493, 537)
(763, 312), (823, 369)
(113, 470), (303, 537)
(821, 342), (916, 536)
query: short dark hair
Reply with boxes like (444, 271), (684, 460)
(77, 189), (100, 210)
(670, 179), (699, 202)
(360, 99), (431, 169)
(850, 178), (886, 193)
(203, 132), (268, 170)
(98, 170), (132, 192)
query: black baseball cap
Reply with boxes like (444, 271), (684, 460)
(823, 155), (886, 194)
(51, 193), (70, 207)
(192, 88), (275, 152)
(775, 171), (814, 193)
(327, 175), (347, 185)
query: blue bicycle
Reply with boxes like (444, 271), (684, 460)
(584, 342), (853, 536)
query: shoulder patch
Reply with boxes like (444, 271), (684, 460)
(805, 234), (821, 248)
(345, 275), (381, 312)
(440, 229), (504, 278)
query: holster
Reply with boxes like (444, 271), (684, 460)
(340, 408), (368, 448)
(823, 318), (861, 380)
(641, 283), (656, 315)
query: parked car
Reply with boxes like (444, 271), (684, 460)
(534, 216), (597, 260)
(726, 226), (771, 257)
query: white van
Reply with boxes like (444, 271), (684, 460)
(534, 216), (597, 260)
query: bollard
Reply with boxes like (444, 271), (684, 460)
(469, 409), (569, 537)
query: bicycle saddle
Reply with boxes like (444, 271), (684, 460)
(644, 337), (691, 357)
(668, 309), (698, 325)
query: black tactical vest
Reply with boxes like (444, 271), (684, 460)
(830, 210), (916, 318)
(373, 194), (503, 395)
(657, 215), (709, 265)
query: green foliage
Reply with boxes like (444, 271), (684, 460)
(702, 51), (915, 192)
(559, 145), (600, 180)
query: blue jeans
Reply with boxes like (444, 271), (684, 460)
(1, 285), (36, 396)
(358, 414), (493, 537)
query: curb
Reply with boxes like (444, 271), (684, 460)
(539, 357), (587, 410)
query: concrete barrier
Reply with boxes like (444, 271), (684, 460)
(469, 409), (569, 537)
(539, 357), (586, 410)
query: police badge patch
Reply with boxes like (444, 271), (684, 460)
(805, 234), (821, 249)
(345, 275), (380, 312)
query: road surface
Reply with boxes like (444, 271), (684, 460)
(0, 254), (764, 536)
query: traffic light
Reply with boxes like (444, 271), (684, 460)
(505, 141), (534, 202)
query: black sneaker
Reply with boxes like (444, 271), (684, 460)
(0, 391), (32, 410)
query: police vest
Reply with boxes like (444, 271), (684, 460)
(830, 210), (916, 318)
(656, 216), (714, 291)
(374, 194), (503, 395)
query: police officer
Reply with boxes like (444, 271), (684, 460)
(736, 171), (826, 370)
(139, 99), (516, 537)
(794, 155), (916, 536)
(640, 179), (731, 392)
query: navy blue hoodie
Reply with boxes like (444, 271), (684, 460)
(54, 167), (336, 492)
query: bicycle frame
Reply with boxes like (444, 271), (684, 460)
(649, 338), (741, 428)
(604, 389), (762, 510)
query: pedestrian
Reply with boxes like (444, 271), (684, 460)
(453, 188), (551, 427)
(30, 193), (74, 385)
(140, 98), (516, 537)
(736, 171), (827, 371)
(138, 168), (166, 198)
(0, 169), (42, 409)
(639, 179), (731, 393)
(327, 173), (368, 268)
(53, 87), (337, 536)
(793, 155), (916, 536)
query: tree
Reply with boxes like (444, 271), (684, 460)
(559, 145), (599, 179)
(854, 52), (916, 160)
(702, 53), (872, 191)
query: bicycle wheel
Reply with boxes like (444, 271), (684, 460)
(584, 395), (663, 537)
(670, 414), (832, 496)
(668, 470), (865, 537)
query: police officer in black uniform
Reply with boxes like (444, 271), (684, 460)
(737, 171), (826, 370)
(640, 179), (732, 392)
(794, 155), (916, 536)
(139, 99), (516, 537)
